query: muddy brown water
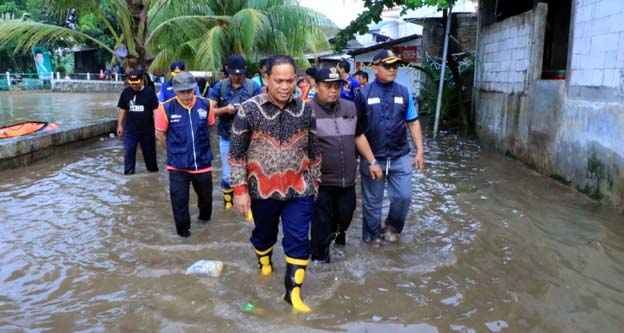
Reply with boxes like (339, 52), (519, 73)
(0, 93), (623, 332)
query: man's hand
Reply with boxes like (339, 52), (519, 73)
(116, 125), (123, 137)
(414, 152), (425, 172)
(369, 165), (383, 180)
(233, 192), (251, 216)
(227, 104), (238, 115)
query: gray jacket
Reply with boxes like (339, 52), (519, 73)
(311, 97), (363, 188)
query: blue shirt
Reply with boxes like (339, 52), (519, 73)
(340, 75), (361, 101)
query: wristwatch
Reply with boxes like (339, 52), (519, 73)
(368, 159), (378, 166)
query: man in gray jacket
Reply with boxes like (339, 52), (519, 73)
(309, 67), (383, 263)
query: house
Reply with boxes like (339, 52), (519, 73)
(474, 0), (624, 211)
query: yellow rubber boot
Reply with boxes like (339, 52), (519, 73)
(255, 247), (273, 276)
(246, 209), (254, 222)
(284, 257), (311, 313)
(223, 189), (233, 209)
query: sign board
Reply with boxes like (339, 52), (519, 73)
(32, 47), (52, 80)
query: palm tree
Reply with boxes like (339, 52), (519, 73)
(0, 0), (336, 72)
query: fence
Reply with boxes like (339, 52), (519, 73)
(1, 72), (128, 91)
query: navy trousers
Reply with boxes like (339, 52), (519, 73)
(123, 130), (158, 175)
(250, 196), (314, 260)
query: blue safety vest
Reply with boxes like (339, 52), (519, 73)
(162, 97), (213, 170)
(359, 81), (411, 160)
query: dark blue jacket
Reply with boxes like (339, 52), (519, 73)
(162, 97), (213, 170)
(354, 80), (413, 160)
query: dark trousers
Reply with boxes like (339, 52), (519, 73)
(123, 130), (158, 175)
(310, 186), (356, 262)
(250, 196), (314, 260)
(168, 170), (213, 234)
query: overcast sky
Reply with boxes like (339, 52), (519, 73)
(299, 0), (366, 28)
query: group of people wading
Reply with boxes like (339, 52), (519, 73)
(115, 50), (425, 313)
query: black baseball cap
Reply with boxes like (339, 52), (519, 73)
(127, 69), (142, 84)
(372, 50), (402, 65)
(315, 67), (346, 83)
(226, 54), (246, 74)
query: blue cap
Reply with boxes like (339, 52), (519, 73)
(170, 61), (185, 72)
(226, 54), (246, 75)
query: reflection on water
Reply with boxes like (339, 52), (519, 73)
(0, 112), (623, 331)
(0, 92), (118, 126)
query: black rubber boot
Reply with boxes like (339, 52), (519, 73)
(284, 257), (311, 313)
(255, 247), (273, 276)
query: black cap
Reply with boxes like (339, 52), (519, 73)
(372, 49), (402, 65)
(226, 54), (246, 74)
(315, 67), (346, 83)
(127, 69), (142, 84)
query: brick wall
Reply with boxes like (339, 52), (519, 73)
(570, 0), (624, 88)
(477, 10), (534, 94)
(422, 14), (477, 59)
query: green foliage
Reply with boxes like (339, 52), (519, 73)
(148, 1), (337, 72)
(0, 0), (337, 74)
(415, 53), (474, 126)
(334, 0), (455, 50)
(0, 1), (20, 16)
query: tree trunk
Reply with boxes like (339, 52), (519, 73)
(125, 0), (148, 72)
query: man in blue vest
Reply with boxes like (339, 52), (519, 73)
(354, 50), (425, 248)
(209, 54), (261, 209)
(158, 61), (200, 102)
(155, 72), (215, 238)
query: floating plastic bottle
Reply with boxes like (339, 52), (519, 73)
(186, 260), (223, 277)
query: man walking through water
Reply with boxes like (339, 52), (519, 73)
(209, 54), (261, 210)
(229, 55), (320, 313)
(116, 69), (159, 175)
(155, 72), (215, 238)
(354, 50), (425, 248)
(309, 67), (381, 263)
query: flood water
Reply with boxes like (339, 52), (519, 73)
(1, 93), (623, 333)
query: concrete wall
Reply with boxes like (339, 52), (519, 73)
(51, 80), (126, 93)
(475, 0), (624, 213)
(0, 120), (116, 170)
(477, 7), (545, 94)
(554, 0), (624, 208)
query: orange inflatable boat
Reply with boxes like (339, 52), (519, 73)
(0, 121), (60, 139)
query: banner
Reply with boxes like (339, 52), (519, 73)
(32, 47), (52, 80)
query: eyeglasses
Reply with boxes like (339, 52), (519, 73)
(381, 62), (399, 70)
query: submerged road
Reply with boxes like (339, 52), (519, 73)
(0, 93), (623, 332)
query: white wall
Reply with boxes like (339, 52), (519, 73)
(478, 10), (534, 94)
(570, 0), (624, 88)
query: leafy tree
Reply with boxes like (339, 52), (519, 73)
(0, 0), (337, 73)
(334, 0), (455, 50)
